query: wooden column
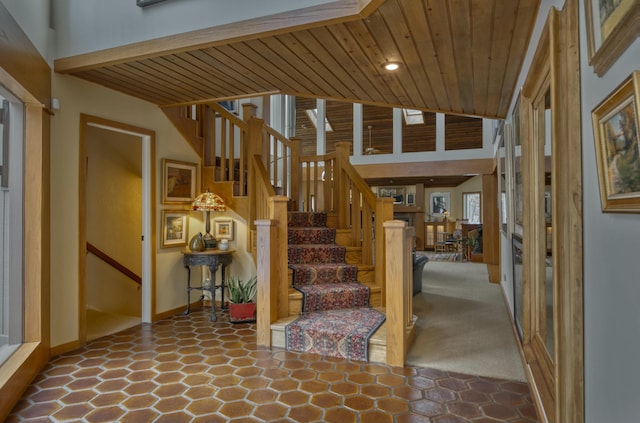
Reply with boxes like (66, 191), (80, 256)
(375, 197), (394, 304)
(482, 173), (500, 282)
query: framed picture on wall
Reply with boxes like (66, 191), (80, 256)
(379, 187), (405, 205)
(592, 71), (640, 213)
(584, 0), (639, 76)
(430, 192), (450, 216)
(214, 219), (234, 240)
(161, 210), (189, 248)
(162, 159), (198, 204)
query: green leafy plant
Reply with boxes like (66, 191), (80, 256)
(227, 276), (257, 304)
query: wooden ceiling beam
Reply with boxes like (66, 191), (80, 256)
(353, 158), (494, 179)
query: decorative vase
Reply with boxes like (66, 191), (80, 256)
(228, 302), (256, 323)
(219, 239), (229, 251)
(189, 232), (205, 251)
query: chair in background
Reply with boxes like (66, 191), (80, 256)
(435, 232), (453, 252)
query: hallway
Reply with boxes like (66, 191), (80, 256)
(8, 309), (538, 422)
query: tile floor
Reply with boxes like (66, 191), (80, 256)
(8, 309), (539, 422)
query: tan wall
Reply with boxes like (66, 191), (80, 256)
(86, 127), (142, 316)
(51, 73), (256, 348)
(422, 175), (483, 222)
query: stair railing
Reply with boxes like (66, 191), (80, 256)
(86, 242), (142, 287)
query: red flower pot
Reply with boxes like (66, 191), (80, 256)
(229, 302), (256, 323)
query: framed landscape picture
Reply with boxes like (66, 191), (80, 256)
(592, 71), (640, 213)
(162, 159), (198, 204)
(161, 210), (189, 248)
(585, 0), (639, 76)
(214, 219), (234, 240)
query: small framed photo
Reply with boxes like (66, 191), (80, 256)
(430, 192), (450, 216)
(214, 219), (234, 240)
(584, 0), (639, 76)
(379, 187), (405, 205)
(161, 210), (189, 248)
(592, 71), (640, 213)
(162, 159), (198, 204)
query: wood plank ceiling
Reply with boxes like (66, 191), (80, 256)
(55, 0), (540, 119)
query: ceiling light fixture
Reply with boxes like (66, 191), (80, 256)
(383, 62), (400, 71)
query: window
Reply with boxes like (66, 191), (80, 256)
(305, 109), (333, 131)
(463, 192), (481, 223)
(402, 109), (424, 125)
(0, 90), (24, 364)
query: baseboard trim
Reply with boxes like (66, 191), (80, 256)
(50, 339), (81, 357)
(154, 300), (205, 321)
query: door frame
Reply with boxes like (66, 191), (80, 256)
(79, 114), (156, 344)
(519, 2), (583, 422)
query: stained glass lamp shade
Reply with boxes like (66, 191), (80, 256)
(192, 191), (227, 249)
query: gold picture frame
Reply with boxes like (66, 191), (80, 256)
(585, 0), (639, 76)
(592, 71), (640, 213)
(161, 210), (189, 248)
(162, 159), (198, 204)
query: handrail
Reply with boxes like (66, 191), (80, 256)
(86, 242), (142, 286)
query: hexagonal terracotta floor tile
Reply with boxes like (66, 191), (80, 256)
(8, 309), (538, 423)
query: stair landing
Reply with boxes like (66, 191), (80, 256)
(270, 307), (418, 365)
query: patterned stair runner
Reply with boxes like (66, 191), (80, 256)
(285, 211), (385, 361)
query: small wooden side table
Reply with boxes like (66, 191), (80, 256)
(181, 249), (234, 321)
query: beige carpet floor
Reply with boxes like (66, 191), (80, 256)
(406, 261), (527, 381)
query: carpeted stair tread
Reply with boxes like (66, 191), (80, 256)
(285, 210), (379, 362)
(288, 211), (327, 228)
(288, 244), (346, 264)
(295, 283), (370, 313)
(289, 263), (358, 285)
(288, 227), (336, 245)
(285, 307), (385, 361)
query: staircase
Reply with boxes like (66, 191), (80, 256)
(164, 101), (416, 365)
(270, 211), (387, 362)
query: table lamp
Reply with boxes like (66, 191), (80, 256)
(192, 190), (227, 249)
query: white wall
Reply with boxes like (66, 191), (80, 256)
(579, 7), (640, 423)
(0, 0), (53, 63)
(52, 0), (335, 58)
(500, 1), (640, 421)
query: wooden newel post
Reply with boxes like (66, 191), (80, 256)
(256, 219), (279, 347)
(242, 103), (257, 121)
(268, 196), (290, 319)
(376, 197), (395, 304)
(384, 220), (411, 367)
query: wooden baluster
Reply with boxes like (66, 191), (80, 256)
(220, 118), (227, 181)
(362, 202), (373, 265)
(290, 138), (300, 211)
(323, 159), (333, 212)
(228, 121), (235, 183)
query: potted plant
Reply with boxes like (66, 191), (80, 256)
(227, 276), (257, 323)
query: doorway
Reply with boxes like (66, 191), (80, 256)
(79, 115), (156, 343)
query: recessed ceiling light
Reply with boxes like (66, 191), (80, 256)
(383, 62), (400, 71)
